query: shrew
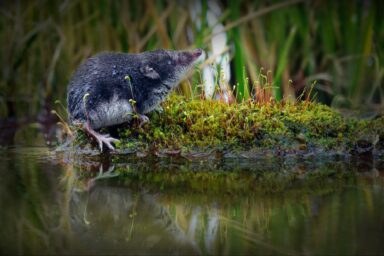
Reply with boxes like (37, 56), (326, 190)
(67, 49), (202, 151)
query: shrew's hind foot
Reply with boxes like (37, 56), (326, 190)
(84, 123), (120, 151)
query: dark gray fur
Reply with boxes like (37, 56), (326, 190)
(67, 49), (200, 129)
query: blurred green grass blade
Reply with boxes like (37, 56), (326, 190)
(194, 0), (209, 48)
(319, 2), (336, 55)
(273, 27), (297, 101)
(349, 9), (374, 102)
(230, 0), (249, 101)
(287, 4), (314, 73)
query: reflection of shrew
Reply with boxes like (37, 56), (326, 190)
(69, 184), (200, 255)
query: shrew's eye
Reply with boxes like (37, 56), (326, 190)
(140, 64), (160, 80)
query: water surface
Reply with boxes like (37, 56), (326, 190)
(1, 147), (383, 255)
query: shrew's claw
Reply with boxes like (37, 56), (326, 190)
(84, 123), (119, 151)
(95, 133), (119, 151)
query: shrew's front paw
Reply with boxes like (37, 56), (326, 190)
(138, 114), (150, 127)
(154, 105), (164, 113)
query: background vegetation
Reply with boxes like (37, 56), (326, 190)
(1, 0), (383, 121)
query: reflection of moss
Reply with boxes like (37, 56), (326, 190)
(109, 164), (356, 195)
(65, 149), (384, 196)
(67, 155), (372, 196)
(74, 95), (384, 156)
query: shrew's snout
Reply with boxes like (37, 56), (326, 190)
(191, 49), (203, 58)
(173, 49), (203, 66)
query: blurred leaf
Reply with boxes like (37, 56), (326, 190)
(273, 27), (297, 100)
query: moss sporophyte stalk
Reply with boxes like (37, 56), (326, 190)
(72, 94), (384, 156)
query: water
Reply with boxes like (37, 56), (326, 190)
(1, 147), (384, 255)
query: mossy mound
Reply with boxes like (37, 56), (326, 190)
(73, 94), (384, 157)
(114, 95), (383, 156)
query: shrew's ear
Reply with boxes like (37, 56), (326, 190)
(140, 65), (160, 80)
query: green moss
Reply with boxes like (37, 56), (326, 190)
(101, 95), (383, 156)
